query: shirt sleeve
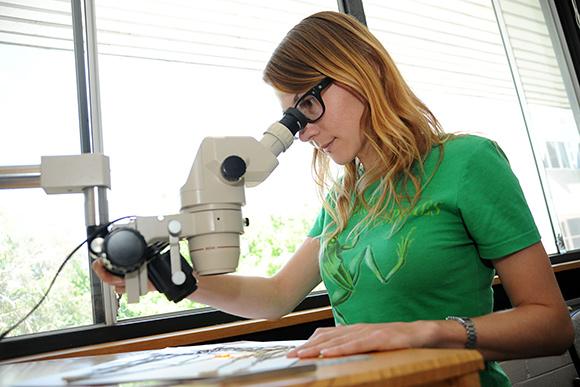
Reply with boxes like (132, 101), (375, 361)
(457, 139), (541, 259)
(307, 206), (326, 239)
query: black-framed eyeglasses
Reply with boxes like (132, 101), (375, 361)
(290, 77), (333, 124)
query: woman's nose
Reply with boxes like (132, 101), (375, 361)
(298, 123), (318, 142)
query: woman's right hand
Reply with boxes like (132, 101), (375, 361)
(91, 258), (156, 294)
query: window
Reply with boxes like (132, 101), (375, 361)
(498, 0), (580, 252)
(544, 141), (580, 169)
(0, 0), (336, 338)
(0, 4), (92, 336)
(95, 0), (335, 320)
(364, 0), (580, 254)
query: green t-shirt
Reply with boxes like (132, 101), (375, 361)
(308, 135), (540, 387)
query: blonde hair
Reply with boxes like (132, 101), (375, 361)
(264, 11), (448, 241)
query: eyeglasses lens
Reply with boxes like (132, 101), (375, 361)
(296, 95), (323, 122)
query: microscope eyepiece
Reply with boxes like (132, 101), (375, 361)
(279, 107), (309, 137)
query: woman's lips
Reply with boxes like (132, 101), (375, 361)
(322, 138), (335, 152)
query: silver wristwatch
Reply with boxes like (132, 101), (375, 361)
(446, 316), (477, 349)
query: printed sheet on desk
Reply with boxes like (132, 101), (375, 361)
(15, 340), (316, 386)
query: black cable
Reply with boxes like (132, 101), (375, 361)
(0, 216), (133, 341)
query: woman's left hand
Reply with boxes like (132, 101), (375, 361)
(287, 321), (437, 358)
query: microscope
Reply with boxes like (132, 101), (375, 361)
(87, 108), (308, 303)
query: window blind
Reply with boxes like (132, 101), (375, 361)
(365, 0), (569, 108)
(0, 0), (334, 70)
(0, 0), (567, 106)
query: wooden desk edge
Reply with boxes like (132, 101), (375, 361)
(344, 349), (484, 387)
(1, 348), (484, 387)
(5, 260), (578, 364)
(232, 349), (484, 387)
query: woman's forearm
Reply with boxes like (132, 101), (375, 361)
(429, 304), (573, 361)
(187, 238), (322, 321)
(187, 274), (290, 320)
(425, 243), (574, 361)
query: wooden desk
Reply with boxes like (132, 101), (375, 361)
(0, 347), (483, 386)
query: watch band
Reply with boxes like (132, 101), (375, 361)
(446, 316), (477, 349)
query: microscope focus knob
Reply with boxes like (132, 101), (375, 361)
(103, 228), (148, 275)
(221, 155), (247, 182)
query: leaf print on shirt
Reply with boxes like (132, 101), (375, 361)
(320, 235), (366, 324)
(364, 227), (415, 284)
(333, 306), (348, 326)
(320, 238), (355, 293)
(321, 227), (415, 326)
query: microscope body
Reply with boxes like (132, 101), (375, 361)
(91, 117), (302, 303)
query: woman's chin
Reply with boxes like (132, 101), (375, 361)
(329, 154), (354, 166)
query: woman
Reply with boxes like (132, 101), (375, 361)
(94, 11), (573, 386)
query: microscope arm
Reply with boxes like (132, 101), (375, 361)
(94, 110), (307, 303)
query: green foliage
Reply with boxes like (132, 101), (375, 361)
(237, 215), (311, 277)
(0, 231), (93, 337)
